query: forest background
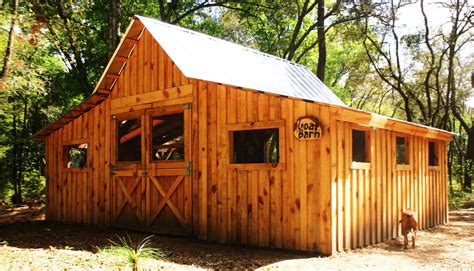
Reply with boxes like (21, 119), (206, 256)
(0, 0), (472, 205)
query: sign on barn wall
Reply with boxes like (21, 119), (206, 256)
(294, 117), (322, 140)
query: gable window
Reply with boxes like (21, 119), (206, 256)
(396, 136), (409, 165)
(429, 141), (439, 166)
(352, 129), (370, 163)
(231, 128), (279, 164)
(64, 144), (88, 168)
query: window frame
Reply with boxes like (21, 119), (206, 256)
(62, 139), (90, 172)
(395, 133), (412, 170)
(227, 120), (286, 170)
(350, 125), (372, 170)
(146, 104), (189, 167)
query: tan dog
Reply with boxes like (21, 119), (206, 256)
(400, 208), (417, 249)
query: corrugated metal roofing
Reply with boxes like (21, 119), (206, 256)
(137, 15), (345, 106)
(34, 15), (454, 139)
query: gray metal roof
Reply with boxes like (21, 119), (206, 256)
(137, 15), (345, 106)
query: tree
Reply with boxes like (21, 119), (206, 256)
(0, 0), (18, 81)
(362, 0), (473, 190)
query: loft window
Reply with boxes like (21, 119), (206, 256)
(151, 113), (185, 161)
(429, 141), (439, 166)
(117, 118), (142, 162)
(231, 128), (279, 164)
(352, 129), (370, 163)
(396, 136), (409, 165)
(64, 144), (88, 168)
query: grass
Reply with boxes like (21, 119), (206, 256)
(99, 235), (165, 270)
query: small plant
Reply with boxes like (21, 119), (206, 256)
(99, 234), (164, 271)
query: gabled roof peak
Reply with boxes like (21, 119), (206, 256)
(136, 15), (345, 106)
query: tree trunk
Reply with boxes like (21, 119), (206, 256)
(15, 99), (28, 203)
(11, 113), (20, 203)
(0, 0), (19, 81)
(107, 0), (121, 60)
(316, 0), (326, 82)
(464, 125), (474, 192)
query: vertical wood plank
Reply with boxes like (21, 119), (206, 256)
(198, 81), (208, 239)
(216, 84), (227, 243)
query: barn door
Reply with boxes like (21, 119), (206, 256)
(145, 104), (192, 235)
(110, 104), (192, 235)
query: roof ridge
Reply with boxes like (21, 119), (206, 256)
(135, 15), (311, 70)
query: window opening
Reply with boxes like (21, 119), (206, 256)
(151, 113), (185, 161)
(64, 144), (88, 168)
(396, 136), (409, 165)
(117, 118), (142, 162)
(352, 129), (370, 162)
(232, 128), (279, 164)
(429, 141), (438, 166)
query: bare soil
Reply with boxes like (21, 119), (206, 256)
(0, 205), (472, 270)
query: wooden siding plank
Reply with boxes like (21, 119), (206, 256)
(319, 105), (331, 254)
(343, 122), (351, 250)
(330, 109), (340, 251)
(293, 101), (306, 250)
(216, 84), (228, 243)
(258, 170), (270, 247)
(208, 83), (218, 241)
(227, 87), (237, 244)
(198, 81), (208, 240)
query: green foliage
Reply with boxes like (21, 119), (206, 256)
(99, 235), (165, 270)
(22, 169), (45, 202)
(449, 182), (474, 209)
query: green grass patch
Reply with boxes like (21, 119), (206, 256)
(98, 234), (165, 270)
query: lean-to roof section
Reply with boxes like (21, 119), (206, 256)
(136, 15), (345, 106)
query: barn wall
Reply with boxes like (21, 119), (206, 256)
(329, 116), (449, 252)
(45, 29), (194, 227)
(195, 82), (333, 254)
(195, 82), (450, 255)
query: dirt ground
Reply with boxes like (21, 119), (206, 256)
(0, 205), (472, 270)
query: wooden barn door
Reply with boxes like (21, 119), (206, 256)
(111, 112), (147, 230)
(145, 105), (192, 235)
(111, 104), (192, 235)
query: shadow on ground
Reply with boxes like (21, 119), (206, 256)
(0, 217), (312, 269)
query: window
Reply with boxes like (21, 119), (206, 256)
(429, 141), (439, 166)
(64, 144), (88, 168)
(352, 129), (370, 163)
(117, 118), (142, 162)
(231, 128), (279, 164)
(396, 136), (409, 165)
(151, 113), (184, 161)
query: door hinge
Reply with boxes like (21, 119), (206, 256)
(186, 169), (192, 176)
(109, 164), (116, 176)
(185, 161), (192, 169)
(183, 103), (192, 109)
(141, 170), (148, 176)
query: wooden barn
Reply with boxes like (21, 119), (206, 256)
(34, 15), (453, 255)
